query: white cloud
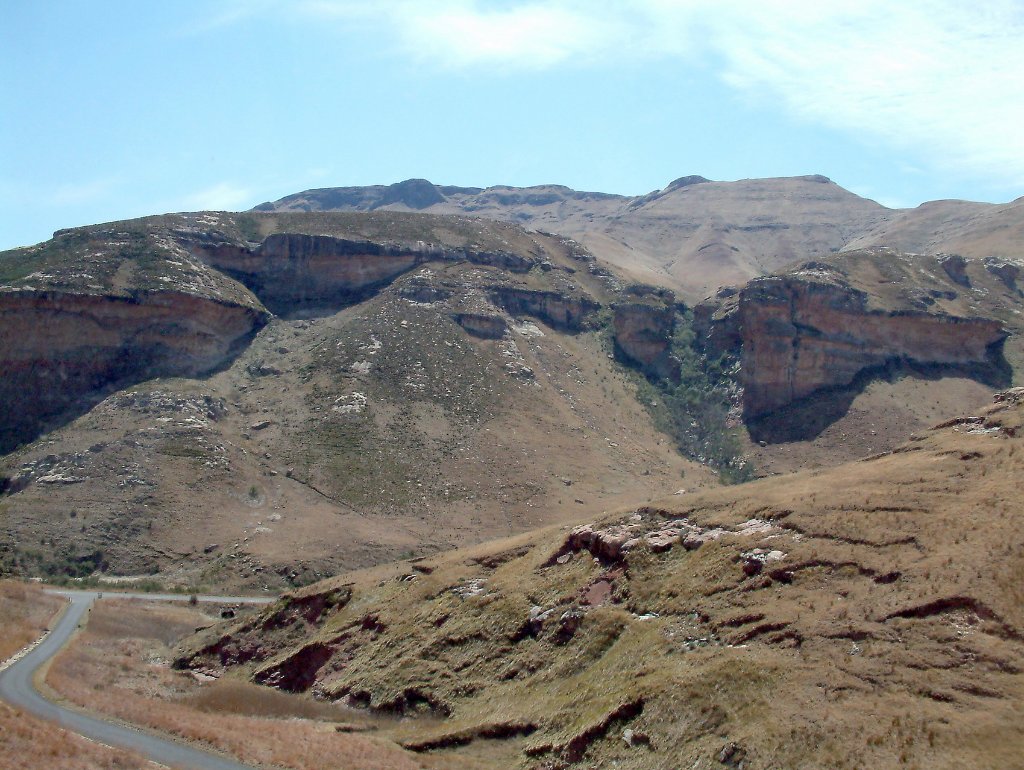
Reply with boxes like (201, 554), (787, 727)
(703, 0), (1024, 187)
(291, 0), (1024, 187)
(293, 0), (620, 69)
(182, 182), (254, 211)
(49, 177), (118, 206)
(398, 3), (617, 69)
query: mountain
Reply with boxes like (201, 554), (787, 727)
(843, 196), (1024, 257)
(177, 387), (1024, 769)
(256, 175), (895, 301)
(0, 211), (716, 588)
(2, 177), (1023, 590)
(255, 176), (1024, 304)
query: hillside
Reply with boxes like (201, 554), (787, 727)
(179, 388), (1024, 769)
(0, 211), (715, 589)
(843, 196), (1024, 258)
(2, 206), (1022, 592)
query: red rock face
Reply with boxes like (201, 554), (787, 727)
(488, 287), (600, 331)
(612, 301), (680, 381)
(738, 276), (1007, 419)
(0, 289), (266, 451)
(201, 234), (422, 315)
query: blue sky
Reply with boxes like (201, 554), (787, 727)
(2, 0), (1023, 250)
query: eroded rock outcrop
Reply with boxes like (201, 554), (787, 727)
(198, 234), (425, 315)
(612, 286), (680, 381)
(453, 313), (508, 339)
(938, 254), (971, 287)
(0, 289), (267, 452)
(488, 286), (600, 331)
(195, 232), (538, 316)
(737, 274), (1007, 419)
(985, 257), (1021, 291)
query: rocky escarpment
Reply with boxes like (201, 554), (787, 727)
(194, 232), (537, 316)
(612, 286), (680, 381)
(696, 258), (1011, 426)
(737, 274), (1007, 419)
(487, 286), (601, 331)
(0, 289), (267, 453)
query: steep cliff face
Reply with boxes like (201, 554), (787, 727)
(738, 275), (1007, 419)
(488, 286), (601, 331)
(198, 235), (423, 315)
(196, 232), (538, 316)
(0, 289), (267, 452)
(612, 287), (680, 381)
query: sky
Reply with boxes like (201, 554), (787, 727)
(2, 0), (1024, 250)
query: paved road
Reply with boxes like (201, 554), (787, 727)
(0, 589), (274, 770)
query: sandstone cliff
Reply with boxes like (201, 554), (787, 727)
(737, 273), (1006, 419)
(0, 289), (268, 453)
(612, 286), (680, 382)
(696, 252), (1020, 429)
(195, 232), (538, 316)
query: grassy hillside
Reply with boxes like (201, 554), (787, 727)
(180, 389), (1024, 769)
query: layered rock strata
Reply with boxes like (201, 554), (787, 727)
(612, 287), (680, 381)
(487, 287), (600, 331)
(196, 233), (536, 315)
(0, 289), (267, 452)
(735, 275), (1007, 419)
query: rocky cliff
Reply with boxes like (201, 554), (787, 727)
(0, 289), (267, 453)
(197, 235), (425, 316)
(196, 232), (539, 316)
(487, 286), (601, 332)
(737, 272), (1007, 419)
(612, 286), (680, 382)
(695, 253), (1019, 429)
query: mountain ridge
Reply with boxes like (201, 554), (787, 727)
(255, 175), (1024, 304)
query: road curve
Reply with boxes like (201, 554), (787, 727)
(0, 589), (274, 770)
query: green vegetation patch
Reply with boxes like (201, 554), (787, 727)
(627, 310), (754, 483)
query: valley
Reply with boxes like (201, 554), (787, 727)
(1, 174), (1022, 769)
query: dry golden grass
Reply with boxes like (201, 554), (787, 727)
(45, 598), (484, 770)
(0, 702), (155, 770)
(182, 676), (364, 721)
(181, 391), (1024, 769)
(0, 580), (63, 661)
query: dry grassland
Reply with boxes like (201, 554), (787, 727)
(0, 581), (155, 769)
(45, 598), (487, 770)
(181, 390), (1024, 769)
(0, 701), (154, 770)
(0, 579), (63, 661)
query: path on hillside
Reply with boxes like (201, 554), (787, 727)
(0, 589), (274, 770)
